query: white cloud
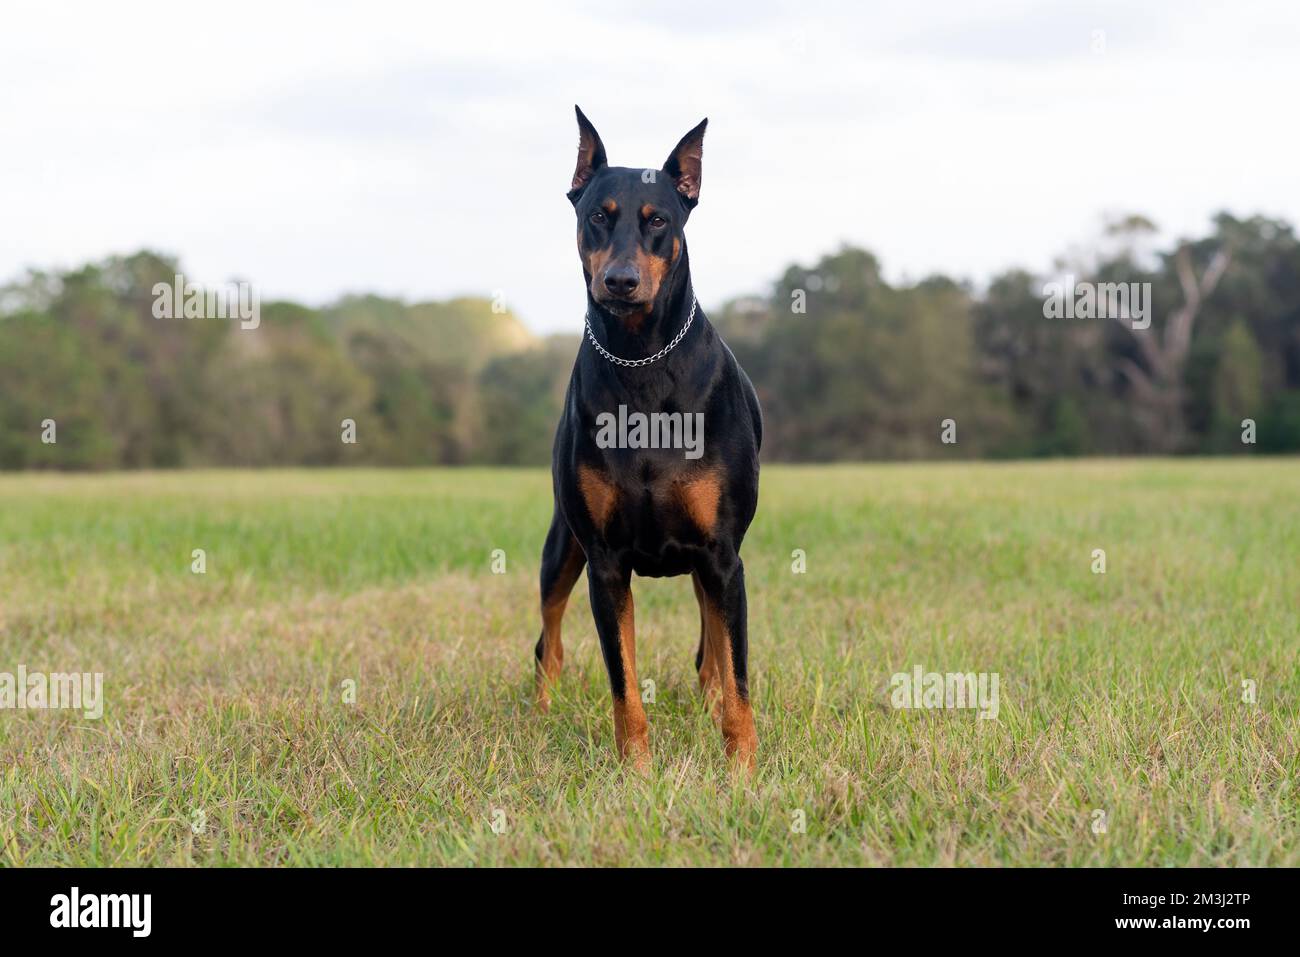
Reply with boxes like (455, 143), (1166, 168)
(3, 0), (1298, 332)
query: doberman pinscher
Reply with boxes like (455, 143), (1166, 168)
(534, 106), (762, 771)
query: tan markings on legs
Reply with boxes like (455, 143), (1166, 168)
(702, 598), (758, 770)
(578, 465), (617, 530)
(692, 571), (720, 701)
(676, 471), (722, 535)
(535, 543), (585, 712)
(611, 594), (650, 773)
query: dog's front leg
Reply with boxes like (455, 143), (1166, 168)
(585, 553), (650, 772)
(696, 554), (758, 770)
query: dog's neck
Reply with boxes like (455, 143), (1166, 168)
(585, 250), (694, 362)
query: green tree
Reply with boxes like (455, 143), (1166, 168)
(1207, 320), (1264, 451)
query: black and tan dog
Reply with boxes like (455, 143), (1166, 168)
(534, 106), (762, 771)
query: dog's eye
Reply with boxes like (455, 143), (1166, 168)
(589, 211), (607, 225)
(649, 215), (667, 229)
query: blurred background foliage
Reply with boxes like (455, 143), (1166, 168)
(2, 211), (1297, 469)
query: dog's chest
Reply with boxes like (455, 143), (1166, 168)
(633, 463), (722, 536)
(579, 452), (723, 571)
(624, 470), (719, 576)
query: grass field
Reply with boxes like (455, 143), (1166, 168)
(0, 460), (1297, 866)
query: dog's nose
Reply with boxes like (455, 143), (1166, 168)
(603, 264), (640, 297)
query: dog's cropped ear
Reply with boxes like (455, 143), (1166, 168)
(568, 105), (608, 204)
(663, 118), (707, 208)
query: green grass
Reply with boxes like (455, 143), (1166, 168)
(0, 460), (1297, 866)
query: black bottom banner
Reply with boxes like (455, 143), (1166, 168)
(0, 866), (1280, 943)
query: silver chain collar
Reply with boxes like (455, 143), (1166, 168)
(583, 290), (697, 368)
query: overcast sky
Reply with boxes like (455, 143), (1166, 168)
(4, 0), (1298, 333)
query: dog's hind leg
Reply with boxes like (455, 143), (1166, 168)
(534, 507), (585, 712)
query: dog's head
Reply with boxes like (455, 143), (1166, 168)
(567, 106), (705, 321)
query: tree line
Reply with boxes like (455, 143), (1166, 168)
(2, 211), (1297, 469)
